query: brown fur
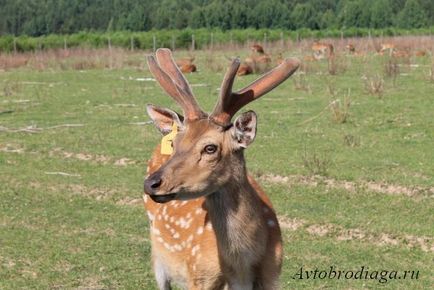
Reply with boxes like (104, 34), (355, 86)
(311, 41), (334, 60)
(145, 136), (282, 289)
(176, 57), (197, 73)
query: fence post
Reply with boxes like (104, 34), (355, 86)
(210, 32), (214, 51)
(130, 36), (134, 51)
(171, 35), (175, 51)
(153, 35), (157, 52)
(191, 34), (195, 51)
(108, 36), (112, 51)
(13, 37), (17, 54)
(263, 33), (267, 49)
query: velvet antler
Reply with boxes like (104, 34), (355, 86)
(211, 57), (300, 126)
(147, 48), (206, 121)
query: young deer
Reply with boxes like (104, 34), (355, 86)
(143, 48), (299, 289)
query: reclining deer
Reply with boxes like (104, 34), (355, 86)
(143, 48), (299, 290)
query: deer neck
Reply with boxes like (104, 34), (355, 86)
(205, 156), (267, 266)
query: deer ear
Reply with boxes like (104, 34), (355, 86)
(232, 111), (257, 149)
(146, 104), (184, 135)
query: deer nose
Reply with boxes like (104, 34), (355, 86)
(144, 173), (162, 194)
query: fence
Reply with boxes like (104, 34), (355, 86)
(1, 28), (434, 53)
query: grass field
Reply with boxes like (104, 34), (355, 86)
(1, 45), (433, 289)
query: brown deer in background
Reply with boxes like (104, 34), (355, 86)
(143, 48), (300, 289)
(311, 41), (334, 60)
(237, 44), (272, 76)
(176, 56), (197, 73)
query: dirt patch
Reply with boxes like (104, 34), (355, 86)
(278, 215), (434, 253)
(49, 147), (137, 166)
(114, 158), (137, 166)
(0, 143), (25, 153)
(259, 173), (434, 198)
(116, 197), (143, 206)
(78, 276), (105, 289)
(306, 224), (334, 237)
(279, 216), (306, 231)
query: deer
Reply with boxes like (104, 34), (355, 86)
(311, 41), (334, 60)
(379, 43), (395, 55)
(237, 44), (272, 76)
(176, 56), (197, 73)
(143, 48), (300, 290)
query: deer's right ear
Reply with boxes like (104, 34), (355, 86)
(146, 104), (184, 135)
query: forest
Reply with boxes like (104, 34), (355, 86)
(1, 0), (433, 36)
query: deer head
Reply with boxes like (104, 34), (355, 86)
(144, 48), (299, 203)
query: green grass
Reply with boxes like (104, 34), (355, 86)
(1, 48), (433, 289)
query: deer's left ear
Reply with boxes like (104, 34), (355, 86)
(232, 111), (257, 149)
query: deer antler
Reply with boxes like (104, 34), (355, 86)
(211, 58), (300, 126)
(147, 48), (206, 121)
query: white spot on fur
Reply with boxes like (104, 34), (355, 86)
(173, 232), (180, 239)
(192, 245), (200, 256)
(147, 212), (155, 221)
(186, 235), (193, 248)
(157, 214), (162, 220)
(180, 201), (187, 206)
(157, 237), (164, 243)
(195, 208), (202, 215)
(179, 217), (191, 229)
(206, 223), (213, 231)
(170, 217), (175, 223)
(152, 227), (161, 236)
(197, 226), (204, 235)
(164, 242), (172, 251)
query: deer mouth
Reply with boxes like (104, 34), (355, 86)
(149, 193), (177, 203)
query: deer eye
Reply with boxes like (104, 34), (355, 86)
(204, 144), (217, 154)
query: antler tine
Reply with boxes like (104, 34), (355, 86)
(211, 58), (300, 126)
(147, 49), (206, 121)
(155, 48), (195, 99)
(210, 58), (240, 125)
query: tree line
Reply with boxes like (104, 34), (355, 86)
(0, 0), (433, 36)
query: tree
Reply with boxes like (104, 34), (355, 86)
(398, 0), (428, 28)
(319, 9), (337, 29)
(370, 0), (393, 28)
(290, 3), (318, 29)
(338, 0), (371, 28)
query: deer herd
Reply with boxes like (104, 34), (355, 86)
(172, 40), (428, 76)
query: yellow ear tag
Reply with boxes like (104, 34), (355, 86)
(160, 122), (178, 155)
